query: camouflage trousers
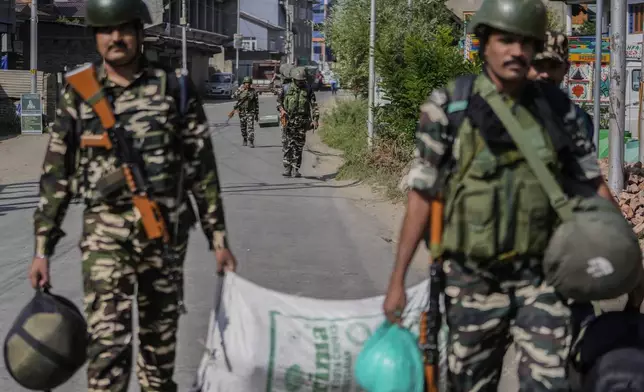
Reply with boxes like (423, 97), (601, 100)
(282, 124), (307, 170)
(444, 259), (572, 392)
(80, 205), (188, 392)
(239, 111), (256, 142)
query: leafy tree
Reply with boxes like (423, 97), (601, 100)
(577, 19), (596, 36)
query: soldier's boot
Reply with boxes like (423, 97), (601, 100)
(242, 139), (247, 146)
(249, 139), (255, 148)
(282, 166), (292, 177)
(293, 169), (301, 178)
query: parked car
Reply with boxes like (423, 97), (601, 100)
(205, 72), (238, 99)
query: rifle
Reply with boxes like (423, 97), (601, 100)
(419, 199), (445, 392)
(64, 63), (170, 244)
(227, 86), (253, 122)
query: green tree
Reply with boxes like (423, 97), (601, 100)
(577, 19), (595, 36)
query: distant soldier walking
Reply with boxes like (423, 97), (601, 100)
(28, 0), (237, 390)
(231, 76), (259, 147)
(276, 67), (319, 177)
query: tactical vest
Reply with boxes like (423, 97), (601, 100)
(283, 85), (311, 117)
(76, 66), (182, 203)
(236, 89), (255, 112)
(440, 75), (561, 262)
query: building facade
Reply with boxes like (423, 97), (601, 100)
(312, 0), (333, 65)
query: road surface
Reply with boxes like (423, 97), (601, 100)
(0, 92), (414, 391)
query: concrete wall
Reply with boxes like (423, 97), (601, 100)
(19, 21), (100, 73)
(190, 54), (210, 88)
(242, 0), (280, 25)
(241, 19), (270, 51)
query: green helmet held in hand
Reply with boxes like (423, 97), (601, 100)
(85, 0), (153, 27)
(467, 0), (547, 41)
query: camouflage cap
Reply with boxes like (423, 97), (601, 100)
(534, 30), (569, 63)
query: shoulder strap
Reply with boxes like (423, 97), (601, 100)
(446, 74), (477, 135)
(486, 94), (574, 221)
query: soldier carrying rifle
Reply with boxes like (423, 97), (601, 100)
(382, 0), (644, 391)
(28, 0), (237, 390)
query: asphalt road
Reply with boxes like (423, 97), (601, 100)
(0, 92), (408, 391)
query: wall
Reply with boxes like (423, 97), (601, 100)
(190, 54), (210, 88)
(241, 0), (280, 25)
(241, 19), (270, 51)
(18, 21), (100, 73)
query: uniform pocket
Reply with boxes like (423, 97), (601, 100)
(443, 183), (499, 260)
(514, 179), (553, 256)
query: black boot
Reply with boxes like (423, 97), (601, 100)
(282, 167), (292, 177)
(293, 169), (301, 178)
(242, 139), (247, 146)
(249, 140), (255, 148)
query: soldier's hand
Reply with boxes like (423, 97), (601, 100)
(215, 248), (237, 276)
(29, 255), (50, 289)
(310, 121), (318, 132)
(383, 281), (407, 324)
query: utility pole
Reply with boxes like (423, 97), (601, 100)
(593, 0), (603, 154)
(181, 0), (187, 73)
(287, 2), (294, 64)
(236, 0), (240, 78)
(639, 17), (644, 163)
(608, 0), (626, 192)
(367, 0), (375, 149)
(30, 0), (37, 93)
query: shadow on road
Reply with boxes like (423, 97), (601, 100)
(0, 181), (40, 216)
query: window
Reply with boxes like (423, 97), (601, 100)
(634, 69), (641, 92)
(630, 3), (644, 33)
(242, 37), (257, 51)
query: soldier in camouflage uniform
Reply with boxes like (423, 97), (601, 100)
(271, 64), (294, 155)
(276, 67), (319, 177)
(231, 76), (259, 147)
(28, 0), (237, 391)
(382, 0), (621, 390)
(528, 30), (595, 140)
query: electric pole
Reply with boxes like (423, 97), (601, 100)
(367, 0), (375, 149)
(639, 17), (644, 163)
(608, 0), (626, 192)
(181, 0), (187, 73)
(286, 3), (294, 64)
(593, 0), (603, 154)
(30, 0), (37, 93)
(236, 0), (240, 78)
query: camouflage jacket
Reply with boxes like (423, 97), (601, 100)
(231, 86), (259, 116)
(275, 83), (320, 126)
(406, 73), (601, 199)
(33, 60), (228, 256)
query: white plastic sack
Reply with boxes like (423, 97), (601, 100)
(192, 273), (433, 392)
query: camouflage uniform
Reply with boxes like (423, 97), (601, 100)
(275, 75), (319, 176)
(404, 1), (603, 390)
(533, 31), (595, 141)
(33, 59), (228, 392)
(231, 85), (259, 145)
(410, 72), (601, 392)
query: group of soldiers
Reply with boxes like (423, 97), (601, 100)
(229, 65), (320, 178)
(23, 0), (644, 389)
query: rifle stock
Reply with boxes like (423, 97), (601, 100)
(80, 132), (113, 150)
(64, 63), (170, 244)
(421, 198), (445, 392)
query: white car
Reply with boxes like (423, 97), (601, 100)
(205, 72), (238, 99)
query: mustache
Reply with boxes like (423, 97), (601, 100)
(108, 41), (128, 50)
(503, 57), (528, 68)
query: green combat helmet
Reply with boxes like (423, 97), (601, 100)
(467, 0), (547, 41)
(291, 67), (307, 82)
(243, 76), (253, 84)
(85, 0), (152, 27)
(280, 63), (294, 79)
